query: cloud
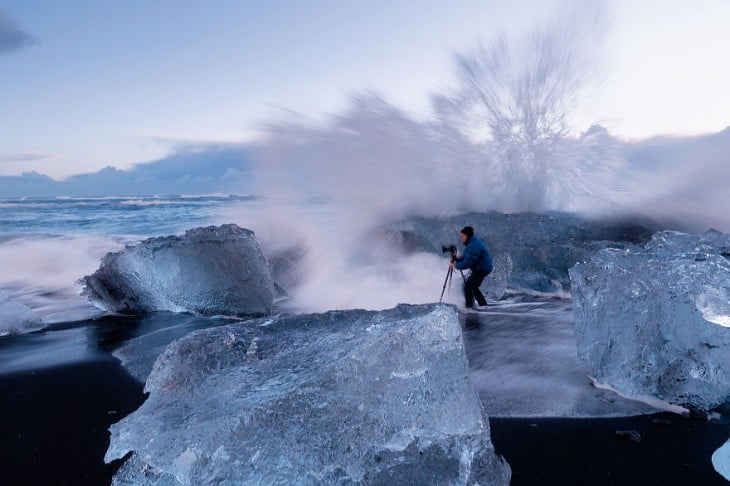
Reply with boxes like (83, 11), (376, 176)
(622, 127), (730, 232)
(0, 144), (253, 197)
(0, 152), (61, 163)
(0, 10), (36, 54)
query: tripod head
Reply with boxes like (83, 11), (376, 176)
(441, 244), (458, 262)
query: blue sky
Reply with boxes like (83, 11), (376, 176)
(1, 0), (729, 179)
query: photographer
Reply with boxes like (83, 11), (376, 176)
(449, 226), (493, 310)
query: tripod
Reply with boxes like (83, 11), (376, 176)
(439, 260), (466, 303)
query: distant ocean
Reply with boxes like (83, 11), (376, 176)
(0, 194), (260, 237)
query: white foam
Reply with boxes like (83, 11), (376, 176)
(120, 199), (181, 207)
(0, 290), (43, 335)
(0, 234), (128, 319)
(589, 378), (690, 416)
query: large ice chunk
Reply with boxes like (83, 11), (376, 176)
(482, 252), (512, 301)
(0, 291), (43, 336)
(570, 230), (730, 410)
(105, 304), (511, 485)
(78, 225), (275, 317)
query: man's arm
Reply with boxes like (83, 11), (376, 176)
(455, 248), (476, 270)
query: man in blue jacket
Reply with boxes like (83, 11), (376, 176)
(449, 226), (493, 309)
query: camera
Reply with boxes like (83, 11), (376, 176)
(441, 244), (458, 261)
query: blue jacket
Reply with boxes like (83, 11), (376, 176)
(455, 236), (493, 273)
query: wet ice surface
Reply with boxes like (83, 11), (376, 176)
(112, 313), (238, 383)
(571, 230), (730, 411)
(79, 224), (276, 317)
(713, 439), (730, 481)
(106, 304), (511, 485)
(461, 295), (656, 417)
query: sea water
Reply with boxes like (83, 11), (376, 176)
(0, 195), (654, 417)
(0, 194), (323, 319)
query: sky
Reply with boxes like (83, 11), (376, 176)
(1, 0), (729, 179)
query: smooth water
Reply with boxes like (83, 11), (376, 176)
(461, 295), (654, 417)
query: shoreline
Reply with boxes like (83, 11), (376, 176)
(1, 360), (728, 485)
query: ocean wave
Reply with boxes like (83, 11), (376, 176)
(0, 234), (130, 320)
(119, 199), (183, 207)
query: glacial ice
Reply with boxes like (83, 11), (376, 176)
(78, 225), (276, 317)
(570, 230), (730, 410)
(112, 313), (236, 383)
(105, 304), (511, 485)
(481, 252), (512, 301)
(713, 439), (730, 481)
(0, 291), (43, 336)
(389, 212), (656, 294)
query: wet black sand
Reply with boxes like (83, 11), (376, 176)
(0, 360), (145, 486)
(2, 309), (730, 486)
(1, 359), (728, 485)
(490, 415), (730, 485)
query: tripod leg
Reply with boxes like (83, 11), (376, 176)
(439, 266), (452, 303)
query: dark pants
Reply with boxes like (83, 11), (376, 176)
(464, 269), (489, 308)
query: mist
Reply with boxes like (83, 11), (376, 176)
(248, 2), (726, 233)
(223, 2), (728, 312)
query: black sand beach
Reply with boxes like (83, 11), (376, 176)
(0, 360), (145, 486)
(491, 415), (730, 485)
(1, 358), (728, 485)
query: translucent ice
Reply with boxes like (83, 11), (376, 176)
(78, 225), (275, 317)
(0, 291), (43, 336)
(713, 439), (730, 481)
(105, 304), (510, 485)
(482, 252), (512, 301)
(571, 230), (730, 410)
